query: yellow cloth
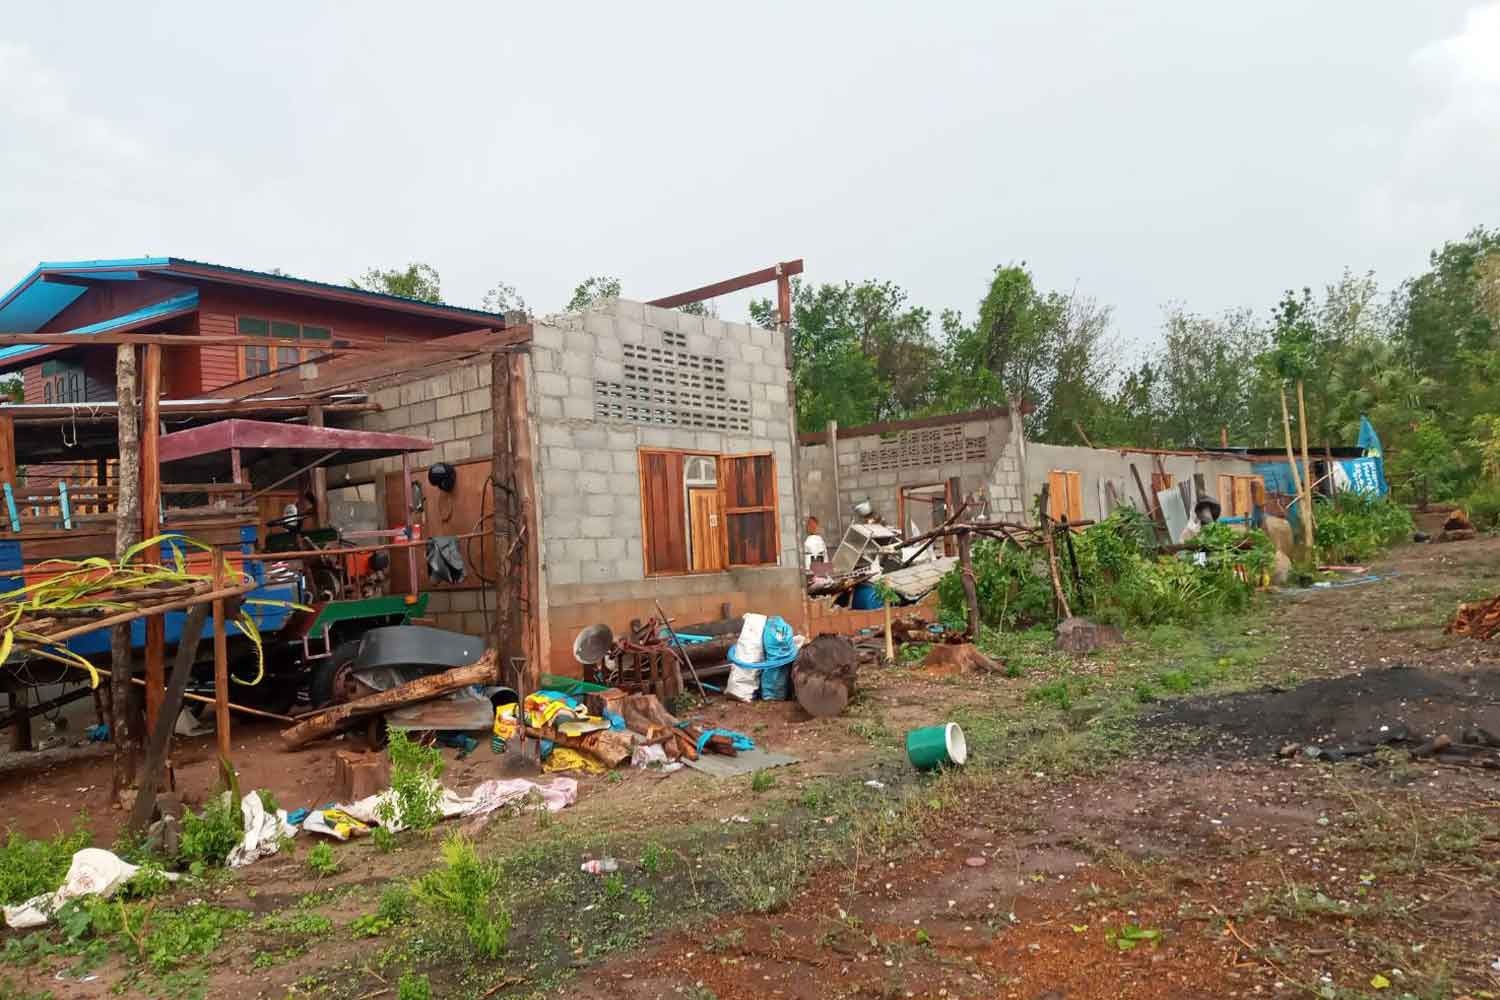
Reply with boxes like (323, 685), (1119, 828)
(542, 747), (606, 774)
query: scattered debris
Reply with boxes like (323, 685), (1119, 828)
(1437, 508), (1475, 543)
(920, 642), (1001, 677)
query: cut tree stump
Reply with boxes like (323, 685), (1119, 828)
(792, 635), (858, 718)
(280, 651), (497, 750)
(920, 642), (999, 677)
(1055, 617), (1123, 654)
(333, 750), (391, 802)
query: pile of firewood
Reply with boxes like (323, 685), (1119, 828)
(1446, 594), (1500, 641)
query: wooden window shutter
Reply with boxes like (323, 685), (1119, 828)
(721, 453), (779, 566)
(1047, 470), (1083, 523)
(639, 450), (688, 575)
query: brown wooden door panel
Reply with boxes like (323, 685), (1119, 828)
(640, 450), (688, 575)
(688, 488), (726, 572)
(721, 453), (779, 567)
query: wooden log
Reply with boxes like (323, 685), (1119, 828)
(127, 602), (210, 833)
(791, 635), (858, 718)
(1295, 379), (1316, 547)
(508, 351), (542, 707)
(110, 344), (142, 808)
(1278, 386), (1308, 544)
(279, 651), (498, 750)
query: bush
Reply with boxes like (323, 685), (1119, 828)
(306, 842), (338, 877)
(378, 730), (446, 833)
(1464, 486), (1500, 531)
(178, 794), (243, 873)
(936, 538), (1054, 630)
(0, 824), (91, 906)
(1313, 492), (1414, 562)
(413, 834), (509, 960)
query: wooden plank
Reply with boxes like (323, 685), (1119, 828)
(0, 415), (16, 488)
(141, 345), (164, 736)
(721, 453), (778, 566)
(212, 556), (231, 760)
(506, 352), (541, 706)
(308, 405), (329, 528)
(1233, 476), (1253, 518)
(647, 259), (804, 310)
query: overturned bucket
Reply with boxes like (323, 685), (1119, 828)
(906, 722), (968, 771)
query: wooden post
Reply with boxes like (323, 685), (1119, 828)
(957, 528), (980, 639)
(1278, 386), (1309, 546)
(0, 415), (16, 491)
(1296, 379), (1316, 547)
(229, 447), (242, 486)
(212, 554), (231, 760)
(1220, 426), (1229, 448)
(110, 345), (143, 807)
(140, 345), (164, 736)
(400, 452), (418, 595)
(95, 457), (108, 515)
(490, 353), (517, 669)
(127, 602), (210, 833)
(826, 420), (840, 539)
(1037, 482), (1073, 621)
(506, 352), (541, 702)
(308, 404), (329, 528)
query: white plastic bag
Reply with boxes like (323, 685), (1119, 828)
(3, 849), (175, 929)
(726, 664), (760, 703)
(735, 613), (767, 662)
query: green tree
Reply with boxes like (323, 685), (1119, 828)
(481, 281), (528, 315)
(1392, 418), (1458, 508)
(351, 263), (442, 303)
(567, 275), (622, 311)
(752, 279), (940, 433)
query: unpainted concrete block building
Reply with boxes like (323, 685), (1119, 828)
(336, 298), (803, 677)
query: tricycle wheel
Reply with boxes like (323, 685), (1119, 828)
(309, 641), (362, 708)
(361, 715), (388, 750)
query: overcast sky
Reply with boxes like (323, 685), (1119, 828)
(2, 2), (1497, 356)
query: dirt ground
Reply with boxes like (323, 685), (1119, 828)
(3, 533), (1500, 999)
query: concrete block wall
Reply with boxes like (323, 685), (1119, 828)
(799, 412), (1021, 543)
(337, 359), (495, 635)
(1024, 442), (1254, 524)
(529, 298), (804, 676)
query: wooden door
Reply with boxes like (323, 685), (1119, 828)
(688, 488), (726, 572)
(1047, 470), (1083, 523)
(640, 451), (688, 575)
(721, 453), (779, 566)
(1232, 476), (1253, 518)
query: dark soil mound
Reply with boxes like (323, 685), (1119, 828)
(1142, 666), (1500, 756)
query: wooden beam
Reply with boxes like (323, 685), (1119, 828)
(2, 400), (379, 422)
(140, 345), (164, 735)
(308, 405), (329, 528)
(0, 331), (515, 351)
(211, 556), (231, 761)
(0, 415), (16, 489)
(647, 259), (804, 310)
(109, 344), (142, 808)
(508, 352), (541, 704)
(127, 602), (210, 833)
(490, 353), (517, 666)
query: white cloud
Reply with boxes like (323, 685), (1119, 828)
(1360, 4), (1500, 238)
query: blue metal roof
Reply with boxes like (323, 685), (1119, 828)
(0, 256), (505, 340)
(0, 289), (199, 363)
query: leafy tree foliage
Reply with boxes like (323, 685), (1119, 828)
(567, 275), (622, 311)
(351, 262), (442, 303)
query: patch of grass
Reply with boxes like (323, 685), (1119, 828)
(0, 824), (92, 907)
(178, 794), (242, 873)
(371, 826), (398, 853)
(396, 971), (431, 1000)
(137, 903), (251, 972)
(750, 770), (776, 794)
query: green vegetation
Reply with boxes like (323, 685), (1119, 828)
(396, 971), (432, 1000)
(1313, 492), (1414, 562)
(412, 834), (510, 960)
(177, 794), (242, 873)
(750, 770), (776, 794)
(378, 730), (446, 833)
(306, 841), (339, 877)
(938, 508), (1273, 633)
(0, 824), (90, 906)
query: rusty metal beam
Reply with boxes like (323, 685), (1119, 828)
(647, 259), (804, 310)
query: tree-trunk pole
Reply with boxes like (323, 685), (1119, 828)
(1295, 379), (1315, 548)
(127, 602), (210, 833)
(211, 554), (232, 760)
(1037, 483), (1072, 620)
(957, 528), (981, 639)
(1278, 386), (1308, 546)
(110, 345), (142, 808)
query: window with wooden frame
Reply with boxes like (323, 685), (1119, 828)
(1216, 474), (1265, 517)
(41, 359), (85, 404)
(237, 316), (332, 377)
(638, 449), (780, 576)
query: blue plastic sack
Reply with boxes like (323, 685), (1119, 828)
(760, 664), (790, 701)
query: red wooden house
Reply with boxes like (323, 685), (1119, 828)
(0, 258), (507, 402)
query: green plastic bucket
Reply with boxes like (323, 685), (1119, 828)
(906, 722), (967, 771)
